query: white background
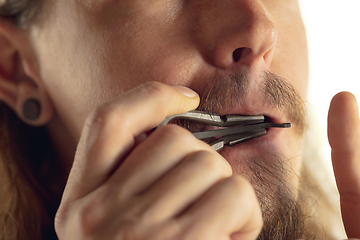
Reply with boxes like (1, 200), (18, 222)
(299, 0), (360, 176)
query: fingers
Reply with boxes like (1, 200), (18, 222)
(103, 124), (262, 239)
(328, 92), (360, 238)
(328, 92), (360, 194)
(62, 82), (200, 203)
(108, 124), (229, 197)
(179, 175), (263, 240)
(132, 150), (233, 222)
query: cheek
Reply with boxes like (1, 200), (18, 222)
(34, 9), (204, 137)
(269, 10), (309, 101)
(81, 18), (206, 94)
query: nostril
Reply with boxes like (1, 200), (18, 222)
(232, 47), (253, 63)
(232, 48), (244, 62)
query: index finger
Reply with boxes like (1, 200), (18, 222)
(62, 82), (200, 203)
(328, 92), (360, 238)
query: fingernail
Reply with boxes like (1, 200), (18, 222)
(172, 86), (198, 98)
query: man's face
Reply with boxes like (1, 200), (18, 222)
(34, 0), (308, 131)
(32, 0), (308, 234)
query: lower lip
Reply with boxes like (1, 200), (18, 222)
(218, 126), (282, 160)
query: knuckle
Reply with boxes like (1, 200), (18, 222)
(227, 175), (254, 195)
(77, 201), (104, 237)
(85, 103), (118, 130)
(54, 206), (68, 237)
(84, 82), (169, 132)
(118, 221), (144, 240)
(139, 81), (172, 103)
(88, 103), (116, 125)
(55, 200), (105, 238)
(119, 221), (179, 240)
(77, 198), (144, 238)
(188, 151), (232, 177)
(155, 124), (212, 152)
(155, 124), (193, 142)
(117, 202), (179, 240)
(140, 82), (182, 110)
(142, 81), (168, 94)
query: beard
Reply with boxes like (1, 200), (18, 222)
(245, 154), (315, 240)
(177, 70), (316, 239)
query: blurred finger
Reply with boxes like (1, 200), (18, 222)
(328, 92), (360, 238)
(179, 175), (263, 240)
(134, 150), (232, 222)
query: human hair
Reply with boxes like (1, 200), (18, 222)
(0, 0), (42, 27)
(0, 1), (61, 239)
(0, 102), (62, 240)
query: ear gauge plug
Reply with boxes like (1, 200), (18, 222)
(22, 99), (41, 121)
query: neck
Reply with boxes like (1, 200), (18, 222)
(46, 114), (77, 175)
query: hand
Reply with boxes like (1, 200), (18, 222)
(328, 92), (360, 238)
(54, 82), (263, 240)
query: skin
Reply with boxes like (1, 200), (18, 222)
(0, 0), (359, 239)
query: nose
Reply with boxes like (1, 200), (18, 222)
(188, 0), (278, 71)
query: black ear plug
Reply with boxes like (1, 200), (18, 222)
(22, 99), (41, 121)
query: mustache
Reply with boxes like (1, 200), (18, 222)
(195, 70), (307, 135)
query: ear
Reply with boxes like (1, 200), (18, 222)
(0, 18), (54, 126)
